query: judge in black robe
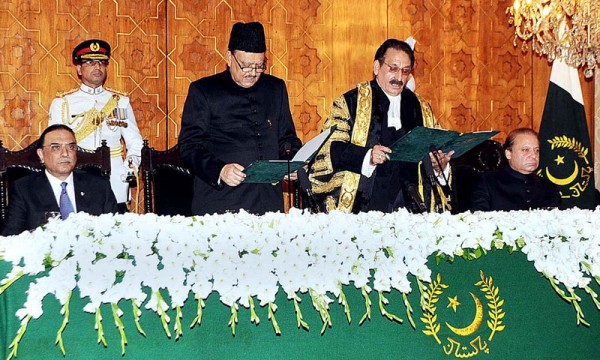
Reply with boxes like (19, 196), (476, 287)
(309, 40), (451, 214)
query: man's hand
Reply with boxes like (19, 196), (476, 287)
(370, 144), (392, 166)
(220, 163), (246, 187)
(430, 150), (455, 174)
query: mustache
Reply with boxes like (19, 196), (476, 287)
(390, 79), (404, 86)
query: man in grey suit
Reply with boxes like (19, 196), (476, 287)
(1, 124), (118, 236)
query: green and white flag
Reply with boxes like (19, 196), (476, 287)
(538, 60), (595, 209)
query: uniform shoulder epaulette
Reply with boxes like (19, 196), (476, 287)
(55, 87), (79, 98)
(105, 87), (129, 97)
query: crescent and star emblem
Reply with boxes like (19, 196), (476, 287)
(445, 292), (484, 337)
(421, 271), (505, 358)
(545, 161), (579, 186)
(90, 42), (100, 52)
(540, 135), (593, 200)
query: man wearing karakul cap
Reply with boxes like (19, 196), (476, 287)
(178, 21), (302, 215)
(48, 39), (143, 213)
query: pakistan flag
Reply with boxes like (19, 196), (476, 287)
(538, 60), (595, 209)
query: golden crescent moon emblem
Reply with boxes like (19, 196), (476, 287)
(90, 42), (100, 52)
(445, 292), (484, 337)
(545, 161), (579, 186)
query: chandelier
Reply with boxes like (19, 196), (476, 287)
(507, 0), (599, 78)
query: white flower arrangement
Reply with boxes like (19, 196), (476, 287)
(1, 208), (599, 358)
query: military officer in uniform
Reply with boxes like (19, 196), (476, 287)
(49, 39), (143, 212)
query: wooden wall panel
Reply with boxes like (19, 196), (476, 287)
(0, 2), (48, 149)
(388, 0), (537, 142)
(330, 2), (387, 98)
(112, 2), (168, 149)
(0, 1), (167, 150)
(0, 0), (595, 157)
(279, 0), (333, 142)
(167, 0), (226, 149)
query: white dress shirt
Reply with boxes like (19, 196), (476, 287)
(361, 81), (450, 184)
(361, 81), (402, 176)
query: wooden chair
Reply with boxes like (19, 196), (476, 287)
(0, 139), (111, 223)
(450, 139), (505, 213)
(140, 141), (193, 216)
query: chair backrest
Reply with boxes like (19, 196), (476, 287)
(0, 139), (111, 223)
(140, 140), (193, 216)
(450, 139), (505, 213)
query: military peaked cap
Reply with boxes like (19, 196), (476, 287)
(72, 39), (111, 64)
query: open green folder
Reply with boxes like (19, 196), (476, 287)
(388, 127), (499, 163)
(243, 125), (336, 184)
(243, 160), (306, 184)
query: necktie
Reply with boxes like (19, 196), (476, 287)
(59, 182), (75, 220)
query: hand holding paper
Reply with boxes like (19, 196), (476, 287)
(370, 144), (392, 166)
(429, 148), (455, 174)
(388, 127), (499, 163)
(220, 163), (246, 186)
(243, 126), (336, 183)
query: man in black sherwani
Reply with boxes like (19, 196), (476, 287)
(470, 128), (561, 211)
(179, 22), (302, 215)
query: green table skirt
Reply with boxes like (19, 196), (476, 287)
(1, 251), (599, 359)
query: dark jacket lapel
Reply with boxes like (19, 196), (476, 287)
(32, 172), (60, 212)
(72, 171), (92, 212)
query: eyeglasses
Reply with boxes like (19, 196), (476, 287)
(43, 143), (78, 153)
(82, 59), (108, 67)
(231, 54), (267, 73)
(382, 62), (412, 75)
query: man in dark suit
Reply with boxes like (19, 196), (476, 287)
(178, 21), (302, 215)
(470, 128), (560, 211)
(1, 124), (118, 236)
